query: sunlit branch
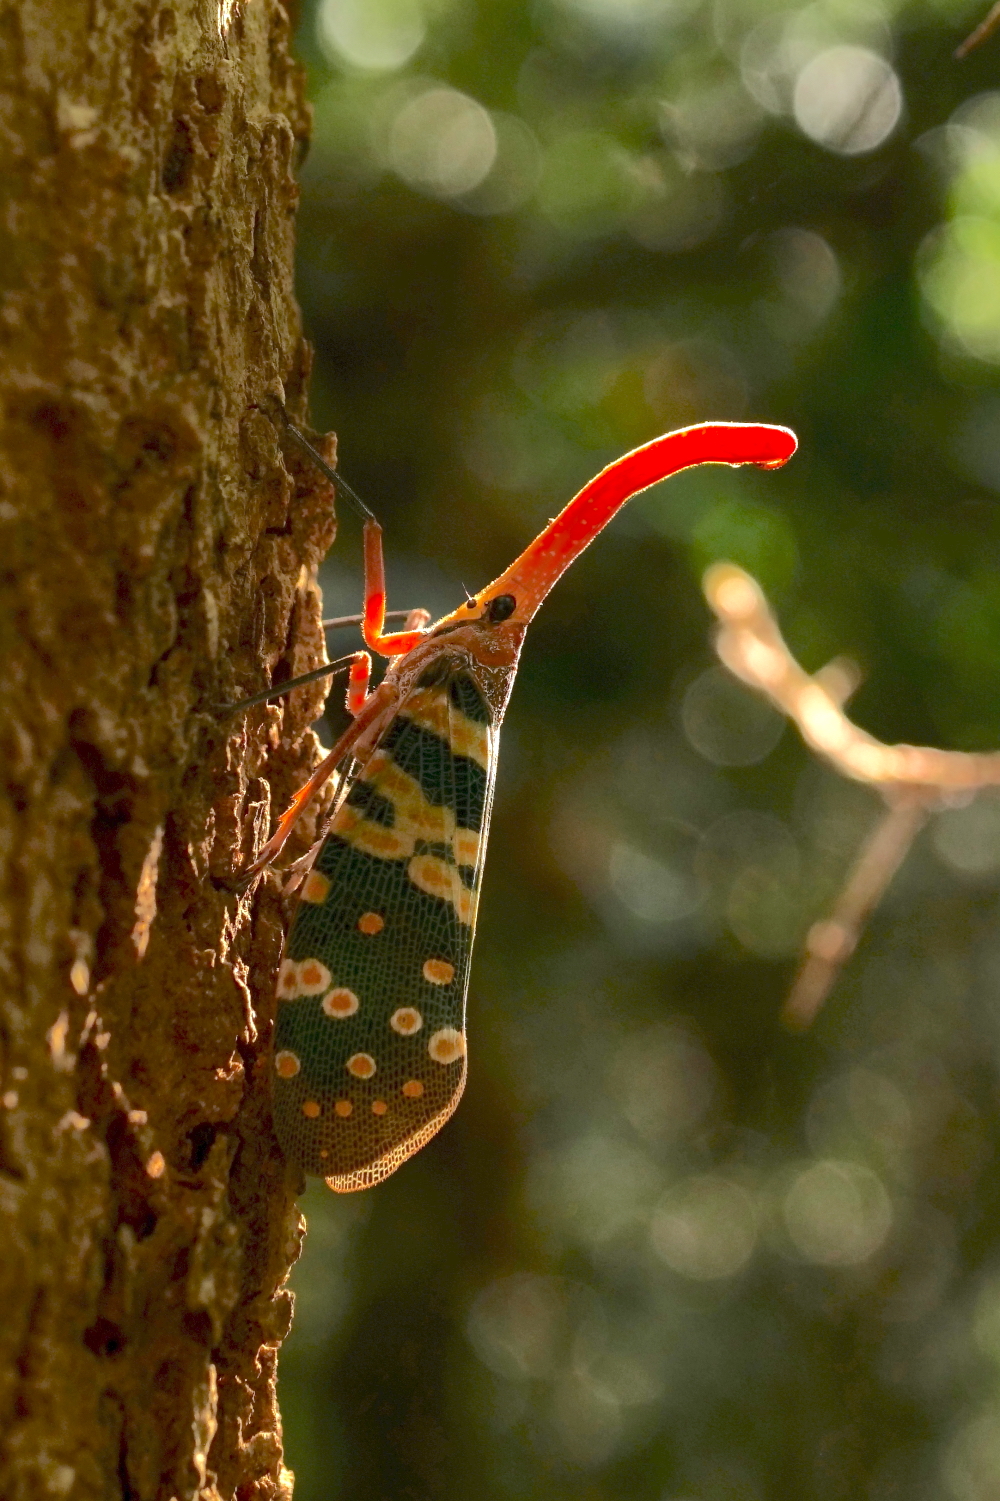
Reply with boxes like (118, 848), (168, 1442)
(784, 799), (928, 1031)
(704, 564), (1000, 792)
(703, 562), (1000, 1026)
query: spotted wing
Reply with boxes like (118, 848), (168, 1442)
(271, 666), (498, 1192)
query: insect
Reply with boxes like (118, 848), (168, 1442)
(245, 418), (797, 1192)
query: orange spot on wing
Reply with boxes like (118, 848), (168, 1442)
(372, 1099), (388, 1115)
(301, 871), (331, 904)
(347, 1053), (376, 1079)
(298, 959), (332, 995)
(276, 959), (299, 998)
(390, 1007), (422, 1035)
(428, 1028), (465, 1065)
(409, 854), (452, 894)
(408, 855), (477, 924)
(449, 717), (490, 769)
(275, 1050), (300, 1079)
(302, 1100), (321, 1119)
(422, 958), (455, 986)
(363, 825), (413, 858)
(322, 988), (359, 1018)
(402, 1079), (424, 1098)
(334, 1100), (353, 1118)
(451, 828), (481, 867)
(333, 803), (415, 861)
(357, 911), (385, 935)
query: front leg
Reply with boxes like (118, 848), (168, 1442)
(361, 521), (432, 656)
(244, 680), (398, 880)
(345, 652), (371, 716)
(345, 610), (428, 717)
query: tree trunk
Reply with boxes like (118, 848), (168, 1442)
(0, 4), (327, 1496)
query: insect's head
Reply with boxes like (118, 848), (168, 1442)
(425, 587), (524, 641)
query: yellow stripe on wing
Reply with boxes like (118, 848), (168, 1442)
(397, 687), (490, 769)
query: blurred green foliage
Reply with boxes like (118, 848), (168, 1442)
(278, 0), (1000, 1495)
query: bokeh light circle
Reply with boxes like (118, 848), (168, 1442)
(761, 227), (842, 339)
(316, 0), (425, 72)
(944, 1411), (1000, 1501)
(537, 130), (640, 235)
(650, 1176), (758, 1280)
(553, 0), (696, 32)
(793, 47), (902, 155)
(389, 87), (498, 198)
(682, 665), (784, 767)
(933, 793), (1000, 875)
(610, 1026), (717, 1144)
(466, 1273), (565, 1380)
(455, 113), (541, 215)
(783, 1159), (892, 1265)
(608, 838), (701, 924)
(921, 217), (1000, 364)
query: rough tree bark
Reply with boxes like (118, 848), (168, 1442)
(1, 4), (331, 1497)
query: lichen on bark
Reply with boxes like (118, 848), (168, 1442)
(0, 3), (329, 1496)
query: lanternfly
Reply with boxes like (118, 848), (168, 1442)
(241, 419), (797, 1193)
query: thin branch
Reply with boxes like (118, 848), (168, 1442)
(704, 564), (1000, 792)
(955, 0), (1000, 58)
(783, 799), (928, 1030)
(702, 563), (1000, 1025)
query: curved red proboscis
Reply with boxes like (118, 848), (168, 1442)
(481, 422), (798, 623)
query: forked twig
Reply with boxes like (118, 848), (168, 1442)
(703, 563), (1000, 1026)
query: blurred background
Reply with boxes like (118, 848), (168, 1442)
(278, 0), (1000, 1495)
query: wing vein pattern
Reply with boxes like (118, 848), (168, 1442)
(272, 662), (499, 1192)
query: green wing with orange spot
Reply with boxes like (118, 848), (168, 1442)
(271, 662), (498, 1192)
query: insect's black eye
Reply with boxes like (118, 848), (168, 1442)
(485, 594), (516, 623)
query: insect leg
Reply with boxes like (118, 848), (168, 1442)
(342, 618), (429, 716)
(278, 414), (377, 524)
(243, 681), (396, 879)
(359, 520), (430, 657)
(343, 610), (428, 716)
(278, 411), (429, 658)
(345, 652), (371, 716)
(321, 609), (416, 631)
(217, 657), (354, 715)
